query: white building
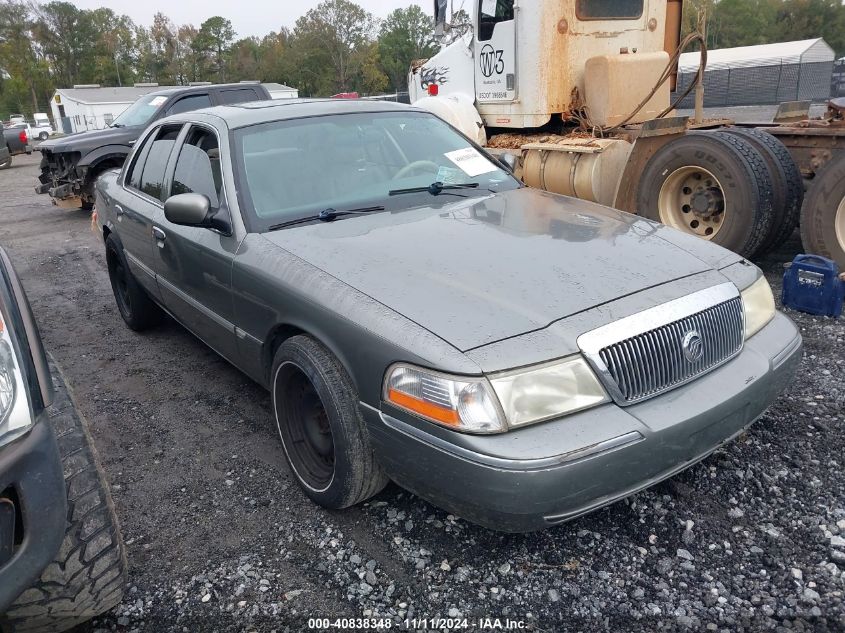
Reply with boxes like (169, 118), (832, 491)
(677, 38), (835, 107)
(50, 82), (300, 134)
(263, 82), (299, 99)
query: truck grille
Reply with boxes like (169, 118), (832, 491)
(596, 297), (744, 403)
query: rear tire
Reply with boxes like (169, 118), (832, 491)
(637, 131), (774, 257)
(105, 235), (161, 331)
(1, 362), (126, 633)
(800, 153), (845, 269)
(723, 126), (803, 252)
(272, 335), (388, 510)
(39, 132), (49, 141)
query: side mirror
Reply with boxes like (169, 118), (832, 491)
(499, 152), (518, 172)
(164, 193), (210, 226)
(434, 0), (448, 37)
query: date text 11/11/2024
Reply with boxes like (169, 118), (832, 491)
(307, 617), (528, 630)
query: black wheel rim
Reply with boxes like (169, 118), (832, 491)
(275, 364), (335, 490)
(107, 248), (132, 319)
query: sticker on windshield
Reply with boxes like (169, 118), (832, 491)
(149, 96), (167, 106)
(444, 147), (498, 178)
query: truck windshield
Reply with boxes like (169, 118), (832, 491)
(576, 0), (644, 20)
(111, 94), (166, 128)
(234, 111), (519, 232)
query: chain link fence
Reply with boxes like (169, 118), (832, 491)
(674, 60), (835, 108)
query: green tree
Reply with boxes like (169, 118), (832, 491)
(378, 6), (436, 91)
(194, 16), (235, 82)
(292, 0), (377, 94)
(31, 2), (98, 86)
(0, 0), (49, 113)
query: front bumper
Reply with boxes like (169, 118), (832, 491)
(364, 312), (803, 532)
(0, 414), (67, 612)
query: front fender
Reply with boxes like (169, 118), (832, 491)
(78, 144), (130, 172)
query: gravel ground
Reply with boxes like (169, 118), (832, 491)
(0, 152), (843, 633)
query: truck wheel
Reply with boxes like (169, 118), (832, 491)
(39, 132), (49, 141)
(723, 127), (803, 252)
(272, 335), (388, 510)
(105, 234), (161, 331)
(2, 362), (126, 632)
(800, 153), (845, 268)
(637, 131), (773, 257)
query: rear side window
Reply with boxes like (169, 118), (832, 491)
(171, 126), (223, 208)
(478, 0), (514, 41)
(576, 0), (644, 20)
(218, 88), (260, 105)
(166, 94), (212, 116)
(127, 125), (182, 202)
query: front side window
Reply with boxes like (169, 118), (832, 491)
(234, 111), (519, 232)
(127, 125), (182, 202)
(166, 94), (212, 116)
(478, 0), (514, 41)
(576, 0), (644, 20)
(171, 126), (223, 208)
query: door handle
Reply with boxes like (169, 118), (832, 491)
(152, 226), (167, 241)
(115, 204), (124, 218)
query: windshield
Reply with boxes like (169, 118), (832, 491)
(111, 93), (167, 127)
(234, 111), (520, 231)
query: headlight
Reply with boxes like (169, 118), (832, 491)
(383, 364), (505, 433)
(489, 356), (609, 428)
(741, 275), (775, 339)
(0, 311), (33, 447)
(383, 356), (609, 434)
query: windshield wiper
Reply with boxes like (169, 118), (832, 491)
(267, 205), (386, 231)
(389, 181), (480, 197)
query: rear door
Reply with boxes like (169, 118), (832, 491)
(474, 0), (517, 104)
(150, 123), (240, 361)
(117, 123), (183, 299)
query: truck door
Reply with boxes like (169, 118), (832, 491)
(474, 0), (517, 104)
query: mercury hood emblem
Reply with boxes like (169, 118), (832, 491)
(682, 330), (704, 363)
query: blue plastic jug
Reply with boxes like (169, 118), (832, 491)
(782, 254), (844, 318)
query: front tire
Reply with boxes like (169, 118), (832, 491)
(272, 335), (388, 510)
(2, 362), (126, 632)
(105, 235), (161, 331)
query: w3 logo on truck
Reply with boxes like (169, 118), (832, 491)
(479, 45), (505, 78)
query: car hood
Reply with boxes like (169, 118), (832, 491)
(262, 188), (733, 352)
(39, 125), (142, 153)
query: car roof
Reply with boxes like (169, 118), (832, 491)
(161, 98), (420, 130)
(146, 83), (267, 99)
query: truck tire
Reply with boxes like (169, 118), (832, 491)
(38, 132), (49, 141)
(2, 362), (126, 632)
(637, 131), (774, 258)
(105, 234), (161, 331)
(723, 127), (803, 252)
(800, 153), (845, 269)
(272, 335), (388, 510)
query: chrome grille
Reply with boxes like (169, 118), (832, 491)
(596, 296), (744, 403)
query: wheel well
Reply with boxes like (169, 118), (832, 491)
(102, 225), (111, 243)
(86, 157), (125, 183)
(264, 324), (306, 380)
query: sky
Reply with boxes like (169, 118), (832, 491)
(68, 0), (434, 38)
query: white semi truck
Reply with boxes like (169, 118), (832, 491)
(408, 0), (845, 268)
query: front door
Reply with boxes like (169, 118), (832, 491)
(150, 124), (240, 362)
(118, 124), (184, 300)
(474, 0), (517, 104)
